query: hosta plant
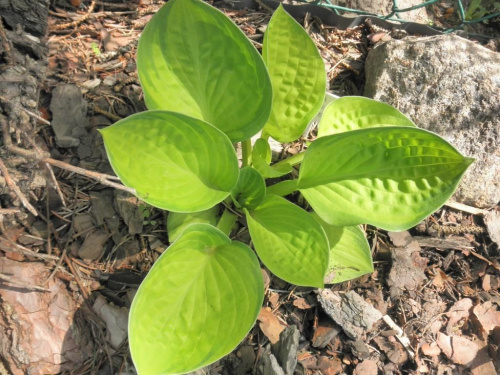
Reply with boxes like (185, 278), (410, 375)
(99, 0), (473, 373)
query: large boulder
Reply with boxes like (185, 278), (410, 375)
(364, 35), (500, 208)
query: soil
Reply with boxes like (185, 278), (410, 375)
(0, 1), (499, 374)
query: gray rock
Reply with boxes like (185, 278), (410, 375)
(338, 0), (428, 22)
(364, 35), (500, 208)
(271, 325), (299, 375)
(50, 84), (89, 148)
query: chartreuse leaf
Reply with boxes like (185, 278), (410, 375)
(100, 111), (239, 212)
(230, 167), (266, 210)
(298, 127), (474, 231)
(246, 195), (329, 287)
(252, 138), (292, 178)
(137, 0), (272, 142)
(167, 206), (220, 242)
(312, 214), (373, 284)
(129, 224), (264, 374)
(262, 5), (326, 143)
(318, 96), (416, 138)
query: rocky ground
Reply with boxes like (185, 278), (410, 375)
(0, 0), (499, 374)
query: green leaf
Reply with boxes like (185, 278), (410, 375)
(129, 224), (264, 374)
(167, 206), (220, 242)
(312, 214), (373, 284)
(246, 195), (329, 287)
(137, 0), (272, 142)
(252, 138), (292, 178)
(262, 5), (326, 143)
(317, 96), (416, 138)
(298, 127), (474, 231)
(100, 111), (239, 212)
(231, 166), (266, 210)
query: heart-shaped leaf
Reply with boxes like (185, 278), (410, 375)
(129, 224), (264, 374)
(317, 96), (416, 138)
(298, 127), (474, 231)
(262, 5), (326, 143)
(246, 195), (329, 287)
(252, 138), (292, 178)
(167, 206), (220, 242)
(100, 111), (239, 212)
(231, 166), (266, 210)
(137, 0), (272, 142)
(312, 214), (373, 284)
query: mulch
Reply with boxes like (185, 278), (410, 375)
(0, 0), (499, 374)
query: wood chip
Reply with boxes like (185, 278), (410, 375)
(317, 290), (382, 340)
(472, 301), (500, 339)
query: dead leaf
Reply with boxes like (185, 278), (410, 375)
(421, 342), (441, 356)
(469, 339), (497, 375)
(432, 268), (451, 289)
(293, 297), (312, 310)
(268, 292), (280, 309)
(257, 307), (285, 344)
(472, 301), (500, 339)
(482, 274), (499, 292)
(436, 332), (478, 366)
(261, 268), (271, 289)
(446, 298), (473, 334)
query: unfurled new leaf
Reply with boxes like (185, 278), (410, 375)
(262, 5), (326, 142)
(312, 214), (373, 284)
(100, 111), (239, 212)
(230, 166), (266, 210)
(246, 195), (329, 287)
(137, 0), (272, 142)
(299, 127), (474, 231)
(129, 224), (264, 374)
(167, 206), (220, 242)
(252, 138), (292, 178)
(317, 96), (416, 138)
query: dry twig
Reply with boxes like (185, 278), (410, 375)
(0, 158), (38, 216)
(43, 157), (135, 194)
(0, 235), (59, 261)
(50, 0), (97, 31)
(383, 314), (415, 358)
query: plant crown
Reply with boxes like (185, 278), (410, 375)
(100, 0), (473, 373)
